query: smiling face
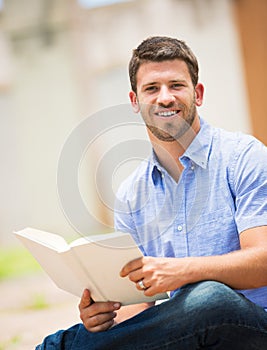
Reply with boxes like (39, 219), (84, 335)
(129, 59), (204, 142)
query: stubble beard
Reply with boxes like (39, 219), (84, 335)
(144, 100), (197, 143)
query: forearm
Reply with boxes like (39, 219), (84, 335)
(121, 226), (267, 297)
(114, 302), (154, 324)
(186, 247), (267, 290)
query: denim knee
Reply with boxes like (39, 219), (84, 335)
(172, 281), (248, 323)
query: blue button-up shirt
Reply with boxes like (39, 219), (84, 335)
(114, 118), (267, 309)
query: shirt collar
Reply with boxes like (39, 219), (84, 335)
(150, 151), (165, 185)
(149, 117), (213, 182)
(180, 117), (212, 169)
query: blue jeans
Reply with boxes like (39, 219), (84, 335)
(36, 281), (267, 349)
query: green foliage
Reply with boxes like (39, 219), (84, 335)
(0, 335), (21, 350)
(0, 247), (41, 281)
(25, 293), (50, 310)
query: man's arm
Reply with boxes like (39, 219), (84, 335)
(120, 226), (267, 295)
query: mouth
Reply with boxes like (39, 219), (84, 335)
(155, 110), (180, 118)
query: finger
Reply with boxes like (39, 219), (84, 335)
(120, 257), (143, 277)
(79, 289), (93, 310)
(80, 303), (120, 330)
(90, 302), (120, 315)
(127, 269), (144, 283)
(136, 279), (149, 291)
(81, 300), (120, 319)
(144, 287), (155, 297)
(89, 319), (116, 333)
(88, 311), (117, 328)
(143, 284), (164, 297)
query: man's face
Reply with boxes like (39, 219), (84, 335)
(129, 59), (203, 142)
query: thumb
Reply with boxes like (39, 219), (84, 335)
(79, 289), (93, 310)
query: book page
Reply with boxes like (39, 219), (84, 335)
(15, 228), (69, 252)
(15, 228), (104, 298)
(72, 233), (168, 305)
(15, 228), (168, 304)
(70, 231), (135, 248)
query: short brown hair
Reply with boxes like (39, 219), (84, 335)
(129, 36), (199, 93)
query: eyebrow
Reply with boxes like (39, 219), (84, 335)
(142, 82), (157, 88)
(142, 79), (187, 88)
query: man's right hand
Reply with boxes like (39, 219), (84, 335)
(79, 289), (121, 332)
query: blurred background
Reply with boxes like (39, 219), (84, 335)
(0, 0), (266, 348)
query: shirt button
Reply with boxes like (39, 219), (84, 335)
(191, 165), (195, 170)
(177, 225), (183, 231)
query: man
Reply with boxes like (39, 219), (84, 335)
(37, 36), (267, 349)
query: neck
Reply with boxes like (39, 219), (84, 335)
(149, 116), (200, 182)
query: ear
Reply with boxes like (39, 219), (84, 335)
(195, 83), (204, 107)
(129, 91), (140, 113)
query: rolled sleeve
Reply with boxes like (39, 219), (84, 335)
(232, 138), (267, 233)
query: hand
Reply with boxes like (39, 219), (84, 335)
(79, 289), (121, 332)
(120, 256), (189, 296)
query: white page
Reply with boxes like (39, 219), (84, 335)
(72, 234), (168, 304)
(15, 228), (69, 252)
(69, 231), (131, 248)
(15, 228), (105, 298)
(15, 228), (168, 303)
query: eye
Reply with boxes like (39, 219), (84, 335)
(144, 86), (158, 93)
(171, 83), (184, 89)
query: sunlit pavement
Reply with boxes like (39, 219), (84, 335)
(0, 272), (80, 349)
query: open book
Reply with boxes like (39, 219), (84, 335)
(15, 228), (168, 305)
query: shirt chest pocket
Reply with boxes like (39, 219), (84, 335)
(191, 207), (240, 256)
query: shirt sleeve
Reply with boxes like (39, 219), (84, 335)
(114, 178), (148, 255)
(231, 136), (267, 233)
(114, 195), (136, 235)
(114, 177), (139, 235)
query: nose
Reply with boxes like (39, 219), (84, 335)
(156, 86), (175, 106)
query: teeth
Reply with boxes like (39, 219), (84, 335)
(157, 111), (177, 117)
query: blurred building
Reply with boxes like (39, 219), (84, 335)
(0, 0), (266, 244)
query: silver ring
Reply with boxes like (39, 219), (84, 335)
(138, 279), (147, 290)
